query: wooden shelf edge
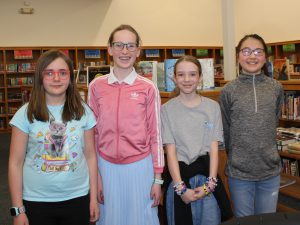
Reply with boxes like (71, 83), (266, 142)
(277, 202), (299, 212)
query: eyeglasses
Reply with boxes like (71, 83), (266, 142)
(42, 70), (70, 80)
(111, 42), (138, 52)
(240, 48), (265, 57)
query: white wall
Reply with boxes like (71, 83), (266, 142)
(235, 0), (300, 43)
(0, 0), (299, 47)
(0, 0), (222, 46)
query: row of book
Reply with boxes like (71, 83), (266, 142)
(0, 118), (6, 128)
(276, 127), (299, 151)
(142, 49), (216, 58)
(0, 92), (4, 101)
(6, 63), (36, 73)
(7, 106), (19, 114)
(0, 106), (5, 114)
(7, 92), (22, 101)
(282, 158), (299, 177)
(78, 61), (106, 70)
(7, 77), (34, 86)
(281, 91), (300, 120)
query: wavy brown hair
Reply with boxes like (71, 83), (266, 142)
(27, 49), (85, 123)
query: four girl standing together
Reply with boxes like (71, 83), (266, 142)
(8, 24), (283, 225)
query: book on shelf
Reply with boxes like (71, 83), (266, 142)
(171, 49), (185, 57)
(273, 58), (290, 80)
(84, 50), (101, 59)
(288, 142), (300, 151)
(280, 175), (296, 188)
(288, 149), (300, 155)
(86, 65), (110, 86)
(277, 134), (297, 146)
(14, 50), (33, 59)
(196, 49), (208, 57)
(156, 62), (165, 91)
(266, 60), (274, 78)
(145, 49), (160, 58)
(281, 158), (299, 176)
(136, 61), (157, 84)
(164, 59), (177, 92)
(198, 58), (214, 90)
(282, 44), (296, 53)
(277, 127), (300, 138)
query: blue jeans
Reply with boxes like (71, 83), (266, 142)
(228, 175), (280, 217)
(166, 175), (221, 225)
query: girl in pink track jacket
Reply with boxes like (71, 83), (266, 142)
(88, 24), (164, 225)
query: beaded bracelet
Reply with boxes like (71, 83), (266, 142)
(173, 181), (187, 196)
(203, 184), (210, 196)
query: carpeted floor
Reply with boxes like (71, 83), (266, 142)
(0, 132), (12, 225)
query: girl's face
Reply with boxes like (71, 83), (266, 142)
(108, 29), (140, 73)
(174, 61), (201, 95)
(42, 57), (70, 104)
(238, 38), (266, 75)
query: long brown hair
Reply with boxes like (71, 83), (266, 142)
(170, 55), (202, 98)
(27, 49), (85, 123)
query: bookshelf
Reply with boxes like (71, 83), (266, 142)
(0, 45), (225, 132)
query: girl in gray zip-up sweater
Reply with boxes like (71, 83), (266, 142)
(220, 34), (284, 218)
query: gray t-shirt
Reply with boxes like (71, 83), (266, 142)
(161, 96), (223, 165)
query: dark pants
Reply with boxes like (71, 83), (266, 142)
(23, 194), (90, 225)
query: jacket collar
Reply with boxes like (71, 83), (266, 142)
(238, 72), (266, 83)
(108, 68), (137, 85)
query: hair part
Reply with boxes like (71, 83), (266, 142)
(27, 49), (85, 123)
(236, 34), (268, 75)
(171, 55), (202, 98)
(108, 24), (142, 47)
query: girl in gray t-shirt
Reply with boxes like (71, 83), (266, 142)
(161, 55), (229, 225)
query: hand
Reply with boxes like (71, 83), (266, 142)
(97, 174), (104, 204)
(150, 184), (161, 207)
(180, 189), (198, 204)
(194, 186), (206, 200)
(89, 199), (100, 222)
(13, 213), (29, 225)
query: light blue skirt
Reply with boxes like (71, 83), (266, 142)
(166, 175), (221, 225)
(97, 155), (160, 225)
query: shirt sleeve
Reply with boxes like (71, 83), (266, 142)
(212, 103), (224, 143)
(83, 103), (97, 130)
(161, 105), (175, 145)
(219, 87), (231, 152)
(146, 85), (164, 174)
(9, 104), (30, 134)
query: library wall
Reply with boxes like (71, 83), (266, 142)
(2, 1), (300, 46)
(0, 0), (222, 46)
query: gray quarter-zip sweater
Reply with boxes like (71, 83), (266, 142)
(220, 72), (284, 181)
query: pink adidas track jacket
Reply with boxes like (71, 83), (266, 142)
(88, 70), (164, 173)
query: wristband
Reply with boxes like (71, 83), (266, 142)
(153, 178), (164, 185)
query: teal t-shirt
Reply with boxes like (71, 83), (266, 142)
(10, 103), (96, 202)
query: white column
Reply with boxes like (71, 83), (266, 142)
(221, 0), (237, 81)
